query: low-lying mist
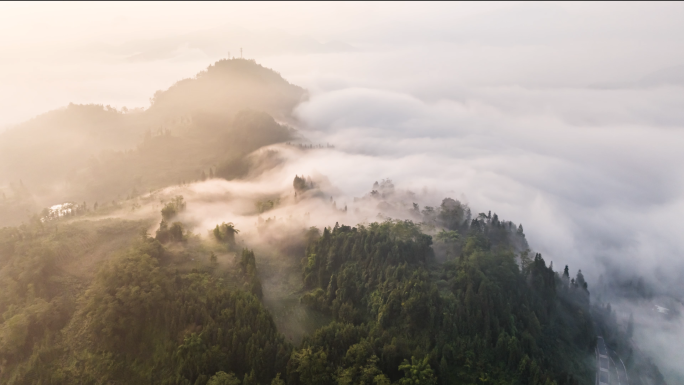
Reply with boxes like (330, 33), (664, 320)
(2, 2), (684, 382)
(286, 86), (684, 380)
(110, 124), (684, 381)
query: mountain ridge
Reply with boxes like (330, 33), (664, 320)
(0, 59), (304, 227)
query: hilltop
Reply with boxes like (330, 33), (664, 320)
(0, 59), (305, 226)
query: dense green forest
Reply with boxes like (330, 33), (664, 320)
(0, 192), (666, 385)
(296, 213), (594, 385)
(0, 211), (290, 384)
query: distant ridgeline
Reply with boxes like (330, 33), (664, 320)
(0, 193), (667, 384)
(0, 59), (305, 227)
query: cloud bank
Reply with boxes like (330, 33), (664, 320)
(2, 2), (684, 380)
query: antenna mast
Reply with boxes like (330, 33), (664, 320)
(240, 48), (243, 58)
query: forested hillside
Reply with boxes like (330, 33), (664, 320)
(0, 192), (669, 384)
(0, 210), (290, 384)
(295, 215), (594, 385)
(0, 59), (303, 226)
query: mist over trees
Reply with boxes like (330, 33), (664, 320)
(0, 197), (667, 384)
(0, 58), (672, 385)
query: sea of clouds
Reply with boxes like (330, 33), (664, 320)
(1, 2), (683, 380)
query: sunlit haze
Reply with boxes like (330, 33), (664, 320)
(1, 2), (683, 384)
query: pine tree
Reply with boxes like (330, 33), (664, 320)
(271, 374), (285, 385)
(243, 370), (257, 385)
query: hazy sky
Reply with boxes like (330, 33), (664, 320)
(3, 2), (684, 127)
(2, 2), (684, 378)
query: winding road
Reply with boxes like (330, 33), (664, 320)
(597, 336), (610, 385)
(596, 336), (629, 385)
